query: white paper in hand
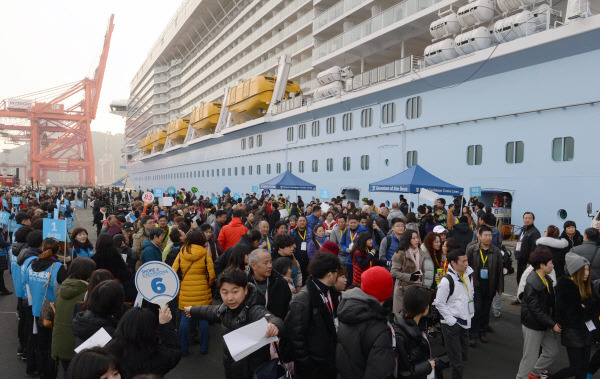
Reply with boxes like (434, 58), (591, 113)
(222, 317), (278, 361)
(74, 327), (112, 353)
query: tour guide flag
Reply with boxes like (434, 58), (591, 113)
(43, 218), (67, 241)
(135, 261), (180, 308)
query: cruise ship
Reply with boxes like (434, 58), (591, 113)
(112, 0), (600, 228)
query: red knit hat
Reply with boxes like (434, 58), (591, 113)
(361, 267), (393, 302)
(318, 241), (340, 256)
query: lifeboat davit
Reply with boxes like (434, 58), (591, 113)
(150, 129), (167, 151)
(191, 102), (222, 135)
(166, 118), (190, 143)
(226, 75), (302, 123)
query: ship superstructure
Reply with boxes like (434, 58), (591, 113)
(114, 0), (600, 227)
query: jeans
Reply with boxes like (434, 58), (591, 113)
(516, 259), (528, 286)
(17, 298), (27, 347)
(492, 293), (502, 315)
(516, 326), (558, 379)
(441, 323), (469, 379)
(552, 345), (591, 379)
(178, 310), (209, 355)
(346, 264), (353, 289)
(470, 287), (493, 338)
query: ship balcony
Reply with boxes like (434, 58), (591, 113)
(313, 0), (458, 69)
(180, 8), (313, 95)
(180, 0), (312, 84)
(314, 0), (398, 38)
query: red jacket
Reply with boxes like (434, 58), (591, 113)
(217, 217), (248, 251)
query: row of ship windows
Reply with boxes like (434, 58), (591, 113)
(137, 153), (409, 182)
(138, 136), (574, 182)
(239, 97), (424, 149)
(284, 97), (423, 142)
(467, 137), (575, 165)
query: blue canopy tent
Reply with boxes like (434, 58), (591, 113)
(112, 180), (126, 186)
(369, 165), (463, 196)
(260, 171), (316, 191)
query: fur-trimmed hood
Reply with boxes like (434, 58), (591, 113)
(536, 236), (568, 249)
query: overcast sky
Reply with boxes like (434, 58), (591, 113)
(0, 0), (182, 144)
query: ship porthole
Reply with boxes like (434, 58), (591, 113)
(557, 209), (567, 220)
(385, 159), (390, 166)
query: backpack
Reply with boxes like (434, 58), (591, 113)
(443, 272), (473, 302)
(500, 245), (514, 275)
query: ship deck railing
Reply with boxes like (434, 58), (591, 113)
(271, 54), (420, 116)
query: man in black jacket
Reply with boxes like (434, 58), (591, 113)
(186, 268), (283, 379)
(248, 249), (291, 320)
(466, 225), (503, 346)
(571, 227), (600, 281)
(336, 266), (395, 379)
(514, 212), (541, 304)
(516, 248), (560, 379)
(284, 252), (342, 379)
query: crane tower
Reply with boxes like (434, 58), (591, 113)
(0, 15), (115, 186)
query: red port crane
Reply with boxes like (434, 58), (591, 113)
(0, 14), (115, 186)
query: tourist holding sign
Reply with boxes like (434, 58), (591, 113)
(185, 268), (283, 378)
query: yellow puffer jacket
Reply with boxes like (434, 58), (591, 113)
(172, 244), (215, 309)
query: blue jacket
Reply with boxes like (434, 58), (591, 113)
(10, 248), (24, 298)
(384, 233), (402, 262)
(23, 260), (62, 317)
(306, 214), (321, 233)
(307, 236), (329, 260)
(71, 245), (94, 259)
(340, 225), (368, 265)
(141, 239), (163, 263)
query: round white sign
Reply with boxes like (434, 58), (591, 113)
(142, 192), (155, 203)
(135, 261), (180, 307)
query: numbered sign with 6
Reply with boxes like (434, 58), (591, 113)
(135, 261), (180, 308)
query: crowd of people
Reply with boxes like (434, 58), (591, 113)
(1, 187), (600, 379)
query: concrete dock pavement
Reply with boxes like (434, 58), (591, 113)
(0, 207), (579, 378)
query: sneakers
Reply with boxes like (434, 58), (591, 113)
(17, 345), (24, 357)
(0, 290), (13, 296)
(528, 374), (540, 379)
(493, 311), (502, 317)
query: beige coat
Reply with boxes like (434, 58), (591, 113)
(391, 248), (425, 313)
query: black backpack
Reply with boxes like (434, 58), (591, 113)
(500, 245), (514, 275)
(443, 272), (473, 301)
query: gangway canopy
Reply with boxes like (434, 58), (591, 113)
(260, 171), (316, 191)
(369, 165), (463, 196)
(112, 180), (126, 186)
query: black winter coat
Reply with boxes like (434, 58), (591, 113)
(189, 284), (284, 379)
(335, 288), (394, 379)
(521, 271), (556, 331)
(561, 229), (583, 250)
(106, 321), (181, 379)
(536, 237), (569, 278)
(248, 269), (292, 320)
(466, 243), (504, 297)
(284, 276), (340, 379)
(554, 276), (596, 347)
(516, 224), (541, 262)
(393, 314), (433, 379)
(448, 222), (473, 252)
(72, 310), (119, 348)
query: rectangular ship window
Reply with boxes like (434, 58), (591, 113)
(467, 145), (483, 165)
